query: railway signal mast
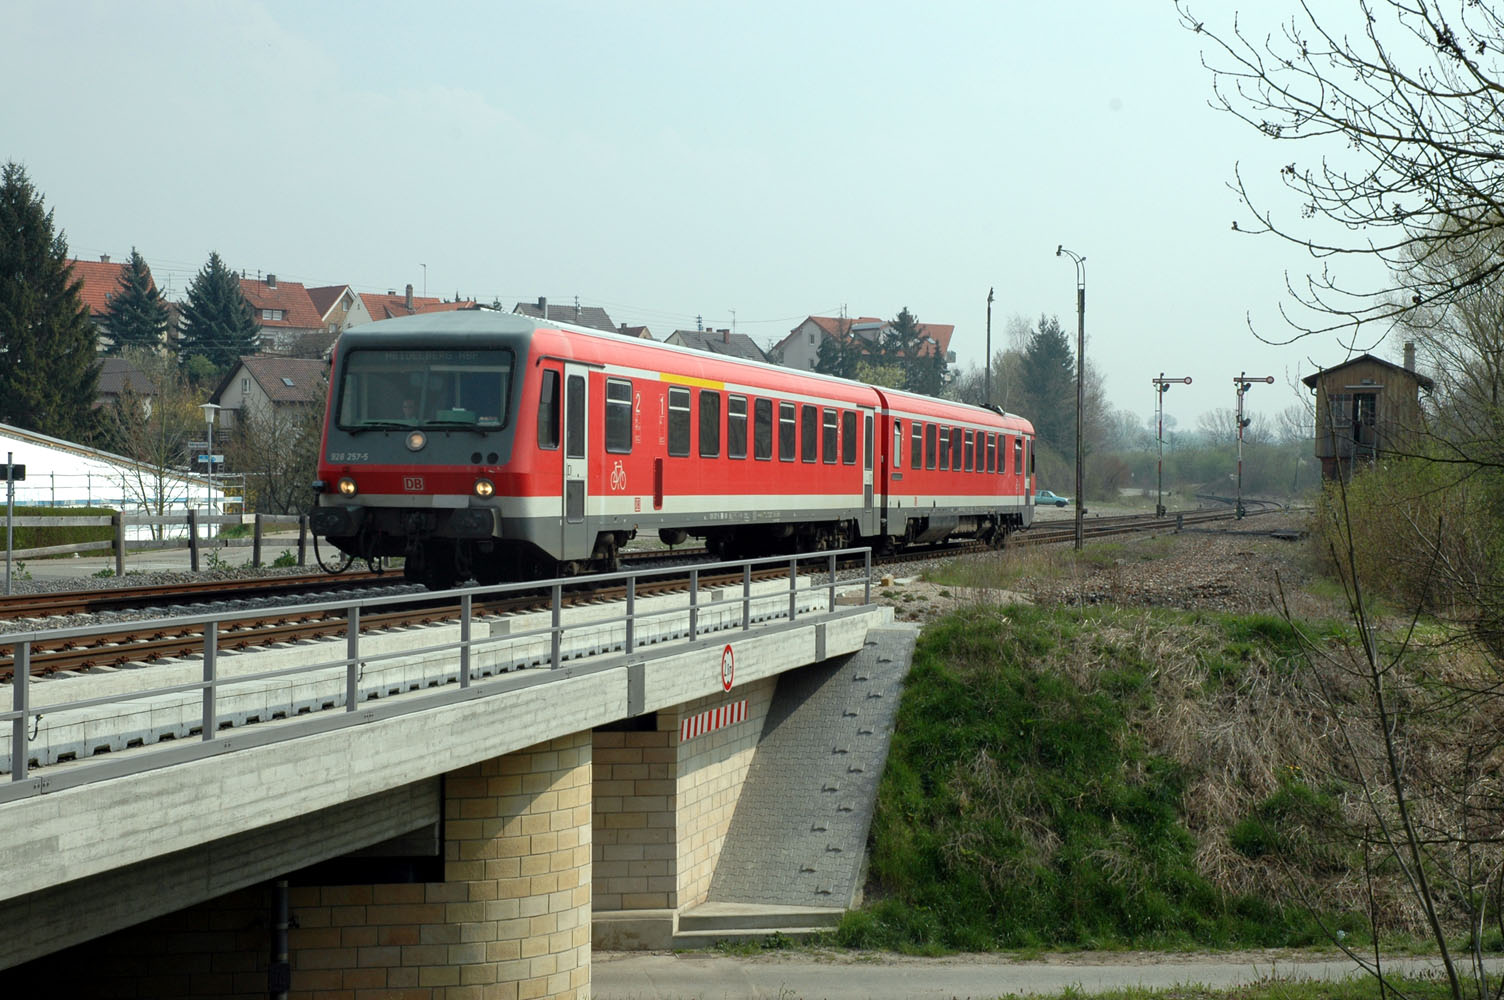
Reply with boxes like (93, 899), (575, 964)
(1152, 374), (1191, 518)
(1233, 373), (1274, 518)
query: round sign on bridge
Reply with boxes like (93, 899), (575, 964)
(721, 643), (735, 692)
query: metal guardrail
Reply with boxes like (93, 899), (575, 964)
(0, 548), (874, 800)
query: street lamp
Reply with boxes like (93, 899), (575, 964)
(1152, 374), (1192, 517)
(200, 402), (220, 540)
(1232, 374), (1274, 518)
(984, 287), (994, 409)
(1056, 245), (1086, 551)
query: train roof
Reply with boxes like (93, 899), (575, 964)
(334, 311), (1032, 429)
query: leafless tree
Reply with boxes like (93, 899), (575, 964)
(1180, 1), (1504, 344)
(227, 392), (324, 516)
(98, 349), (202, 535)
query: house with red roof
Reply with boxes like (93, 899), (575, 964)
(360, 284), (478, 322)
(239, 274), (326, 356)
(66, 254), (166, 352)
(307, 284), (373, 335)
(773, 314), (956, 374)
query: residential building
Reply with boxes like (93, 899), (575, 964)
(1302, 343), (1434, 481)
(511, 296), (617, 333)
(773, 314), (956, 372)
(66, 254), (165, 352)
(208, 356), (328, 434)
(239, 274), (326, 356)
(307, 284), (373, 336)
(664, 328), (768, 363)
(361, 285), (478, 322)
(617, 324), (654, 340)
(95, 356), (156, 412)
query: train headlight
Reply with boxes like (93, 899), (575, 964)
(337, 476), (358, 497)
(406, 430), (427, 452)
(474, 478), (495, 498)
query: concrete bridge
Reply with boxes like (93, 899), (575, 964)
(0, 551), (914, 998)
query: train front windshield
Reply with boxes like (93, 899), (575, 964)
(336, 349), (514, 429)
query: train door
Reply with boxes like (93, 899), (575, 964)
(562, 363), (589, 560)
(860, 407), (877, 536)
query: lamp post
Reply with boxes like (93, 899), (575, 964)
(1152, 374), (1192, 517)
(200, 402), (220, 540)
(1232, 374), (1274, 518)
(1056, 245), (1086, 551)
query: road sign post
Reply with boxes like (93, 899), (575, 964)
(4, 452), (22, 596)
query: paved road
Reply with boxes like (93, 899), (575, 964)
(594, 950), (1483, 999)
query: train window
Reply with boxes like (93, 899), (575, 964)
(841, 410), (857, 465)
(823, 409), (839, 464)
(605, 378), (632, 454)
(951, 427), (963, 471)
(565, 375), (585, 459)
(924, 423), (936, 469)
(699, 390), (720, 458)
(801, 404), (817, 463)
(938, 427), (949, 470)
(668, 387), (691, 457)
(864, 413), (873, 471)
(911, 422), (922, 470)
(964, 431), (974, 472)
(986, 434), (996, 473)
(893, 421), (903, 469)
(537, 370), (560, 449)
(753, 399), (772, 460)
(779, 402), (796, 462)
(1014, 436), (1024, 475)
(728, 395), (748, 459)
(338, 347), (513, 430)
(1000, 435), (1010, 475)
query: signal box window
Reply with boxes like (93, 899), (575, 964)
(801, 404), (818, 463)
(842, 410), (857, 465)
(924, 423), (936, 469)
(911, 422), (922, 470)
(537, 370), (560, 449)
(605, 378), (633, 454)
(823, 409), (838, 464)
(938, 428), (950, 471)
(779, 401), (795, 462)
(668, 386), (691, 457)
(753, 398), (772, 460)
(699, 390), (721, 458)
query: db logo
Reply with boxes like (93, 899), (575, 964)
(403, 476), (425, 492)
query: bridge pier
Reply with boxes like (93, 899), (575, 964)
(592, 678), (776, 948)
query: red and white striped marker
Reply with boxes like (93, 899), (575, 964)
(680, 699), (748, 742)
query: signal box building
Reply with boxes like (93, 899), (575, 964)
(1302, 343), (1433, 481)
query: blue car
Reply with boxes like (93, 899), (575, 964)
(1034, 490), (1070, 507)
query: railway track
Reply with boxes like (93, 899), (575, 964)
(0, 504), (1283, 680)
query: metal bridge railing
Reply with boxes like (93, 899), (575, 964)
(0, 548), (874, 799)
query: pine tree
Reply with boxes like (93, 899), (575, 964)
(1019, 313), (1075, 453)
(0, 162), (100, 441)
(103, 247), (169, 355)
(881, 307), (947, 397)
(177, 252), (260, 373)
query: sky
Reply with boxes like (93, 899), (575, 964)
(3, 0), (1403, 429)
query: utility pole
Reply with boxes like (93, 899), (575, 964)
(1056, 246), (1086, 550)
(1233, 374), (1274, 518)
(984, 287), (994, 408)
(1152, 374), (1192, 517)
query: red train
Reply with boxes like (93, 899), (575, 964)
(310, 312), (1036, 588)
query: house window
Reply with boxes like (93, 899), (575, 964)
(281, 377), (295, 388)
(241, 378), (249, 393)
(261, 308), (285, 322)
